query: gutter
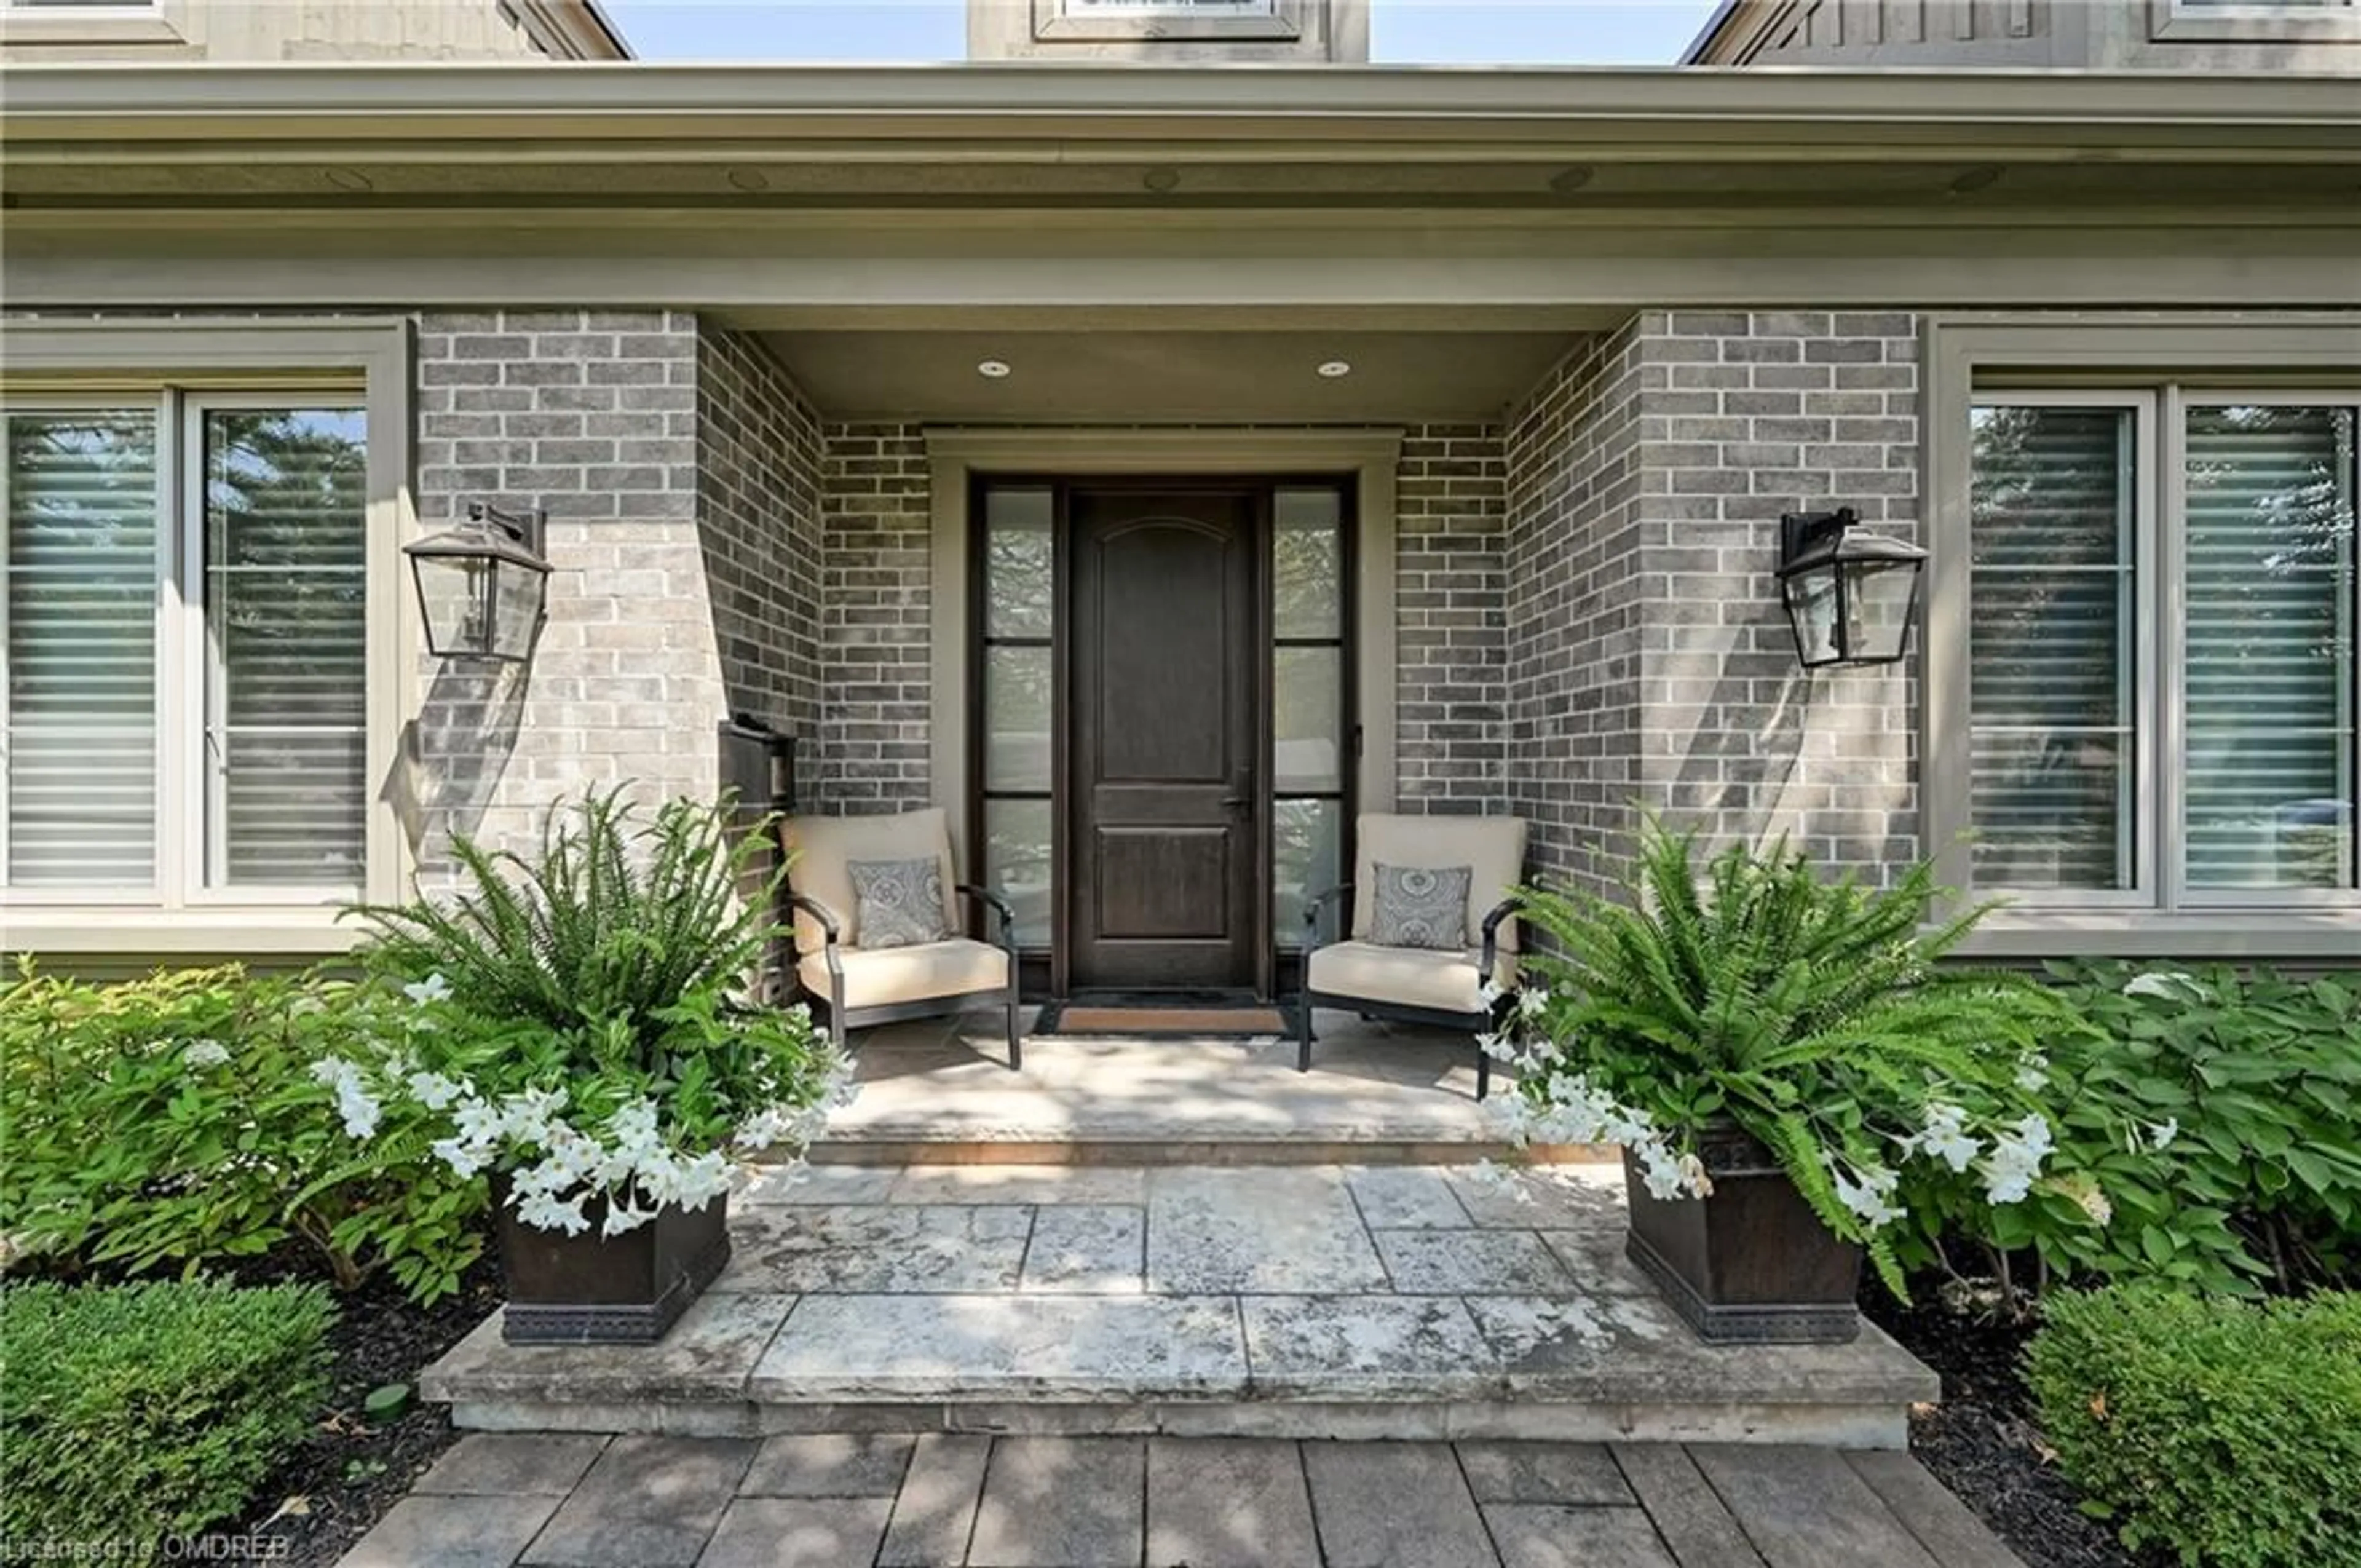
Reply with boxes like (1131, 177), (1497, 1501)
(2, 63), (2360, 145)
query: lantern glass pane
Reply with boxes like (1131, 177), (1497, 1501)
(1842, 558), (1921, 663)
(1785, 564), (1842, 665)
(491, 560), (546, 660)
(413, 553), (494, 657)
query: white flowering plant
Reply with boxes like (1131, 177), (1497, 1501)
(333, 790), (854, 1240)
(1489, 821), (2102, 1299)
(0, 962), (485, 1303)
(314, 981), (852, 1240)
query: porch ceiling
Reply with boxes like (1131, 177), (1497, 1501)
(763, 328), (1589, 423)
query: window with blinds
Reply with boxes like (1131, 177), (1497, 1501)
(2, 410), (160, 887)
(1969, 403), (2140, 895)
(1968, 390), (2359, 909)
(2183, 405), (2356, 892)
(0, 395), (368, 903)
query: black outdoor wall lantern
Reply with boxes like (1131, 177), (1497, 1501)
(405, 502), (552, 662)
(1776, 506), (1929, 669)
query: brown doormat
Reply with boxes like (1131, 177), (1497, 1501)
(1036, 1003), (1294, 1038)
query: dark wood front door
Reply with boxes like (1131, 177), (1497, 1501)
(1068, 486), (1260, 992)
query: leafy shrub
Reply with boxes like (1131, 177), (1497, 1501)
(2040, 963), (2361, 1294)
(339, 791), (848, 1239)
(0, 964), (485, 1302)
(1501, 820), (2095, 1297)
(2028, 1285), (2361, 1567)
(0, 1280), (335, 1553)
(1898, 962), (2361, 1303)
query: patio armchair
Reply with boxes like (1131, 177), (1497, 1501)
(785, 807), (1022, 1068)
(1295, 812), (1529, 1099)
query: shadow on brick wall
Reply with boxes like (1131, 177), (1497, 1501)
(398, 662), (530, 879)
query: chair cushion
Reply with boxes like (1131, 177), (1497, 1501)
(798, 938), (1010, 1013)
(1353, 814), (1529, 954)
(1306, 941), (1516, 1017)
(1367, 862), (1471, 950)
(787, 809), (959, 953)
(848, 857), (952, 949)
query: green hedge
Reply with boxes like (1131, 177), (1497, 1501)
(2028, 1285), (2361, 1567)
(0, 1280), (335, 1554)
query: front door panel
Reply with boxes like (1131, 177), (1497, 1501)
(1069, 487), (1259, 991)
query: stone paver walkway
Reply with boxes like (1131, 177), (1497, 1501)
(425, 1165), (1935, 1446)
(341, 1431), (2027, 1567)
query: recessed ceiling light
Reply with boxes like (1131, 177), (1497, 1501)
(1948, 164), (2005, 196)
(977, 360), (1013, 379)
(323, 168), (374, 192)
(1316, 360), (1353, 379)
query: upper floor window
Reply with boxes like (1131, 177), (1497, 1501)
(1, 395), (369, 904)
(1968, 390), (2359, 909)
(2154, 0), (2361, 41)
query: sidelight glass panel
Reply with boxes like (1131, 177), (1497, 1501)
(984, 796), (1053, 949)
(1274, 486), (1343, 639)
(1274, 645), (1343, 794)
(202, 407), (367, 889)
(984, 644), (1052, 792)
(1274, 798), (1343, 951)
(984, 486), (1054, 639)
(4, 408), (159, 887)
(1968, 404), (2140, 892)
(2181, 405), (2355, 890)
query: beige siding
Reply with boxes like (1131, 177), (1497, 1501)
(1, 0), (622, 62)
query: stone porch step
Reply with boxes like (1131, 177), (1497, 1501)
(805, 1015), (1582, 1166)
(425, 1165), (1939, 1451)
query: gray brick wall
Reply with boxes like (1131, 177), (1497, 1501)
(411, 311), (829, 873)
(1396, 424), (1509, 816)
(1647, 310), (1920, 879)
(697, 324), (825, 742)
(817, 422), (933, 813)
(1506, 326), (1647, 898)
(411, 309), (717, 873)
(1503, 311), (1921, 898)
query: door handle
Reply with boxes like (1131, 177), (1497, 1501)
(1220, 794), (1251, 814)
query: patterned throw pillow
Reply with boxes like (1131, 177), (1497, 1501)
(848, 857), (950, 949)
(1367, 863), (1472, 951)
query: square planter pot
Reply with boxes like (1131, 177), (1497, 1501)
(1621, 1123), (1862, 1345)
(494, 1184), (732, 1346)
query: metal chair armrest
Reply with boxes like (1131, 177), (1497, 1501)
(956, 883), (1019, 952)
(1477, 897), (1518, 986)
(785, 892), (844, 952)
(1302, 881), (1354, 958)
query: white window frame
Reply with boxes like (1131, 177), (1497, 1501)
(2151, 0), (2361, 44)
(0, 390), (172, 908)
(1974, 384), (2361, 914)
(1966, 388), (2162, 913)
(2167, 387), (2361, 912)
(0, 318), (414, 956)
(177, 390), (376, 909)
(0, 0), (183, 49)
(1925, 315), (2361, 960)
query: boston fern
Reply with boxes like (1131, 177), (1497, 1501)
(347, 787), (776, 1061)
(331, 790), (852, 1237)
(1495, 821), (2095, 1297)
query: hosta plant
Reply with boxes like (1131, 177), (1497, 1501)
(328, 790), (854, 1237)
(1492, 820), (2103, 1297)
